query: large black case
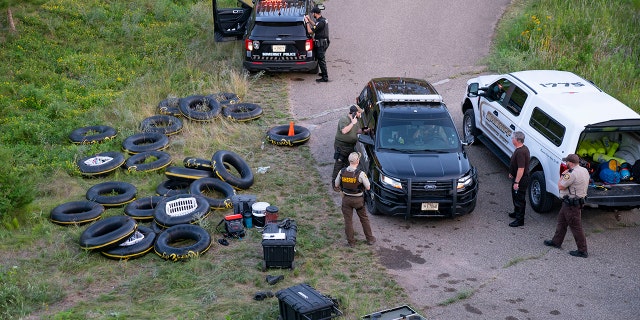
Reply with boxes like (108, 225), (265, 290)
(276, 283), (342, 320)
(261, 220), (297, 270)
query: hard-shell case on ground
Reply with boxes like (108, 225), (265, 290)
(261, 220), (297, 270)
(276, 283), (342, 320)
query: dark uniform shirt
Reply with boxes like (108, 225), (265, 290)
(509, 145), (530, 179)
(313, 16), (329, 40)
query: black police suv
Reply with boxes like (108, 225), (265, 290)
(355, 78), (478, 218)
(212, 0), (322, 73)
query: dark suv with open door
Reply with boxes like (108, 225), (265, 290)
(212, 0), (321, 73)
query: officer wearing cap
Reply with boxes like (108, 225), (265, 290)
(544, 154), (590, 258)
(334, 152), (375, 247)
(304, 6), (330, 82)
(332, 104), (366, 184)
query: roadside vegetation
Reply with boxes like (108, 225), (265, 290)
(487, 0), (640, 111)
(0, 0), (638, 319)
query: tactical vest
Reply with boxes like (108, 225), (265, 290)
(314, 17), (329, 39)
(340, 168), (362, 194)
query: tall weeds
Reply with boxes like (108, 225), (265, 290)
(488, 0), (640, 110)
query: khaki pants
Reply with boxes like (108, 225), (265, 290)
(341, 195), (375, 245)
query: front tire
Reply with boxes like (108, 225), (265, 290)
(463, 109), (480, 144)
(528, 171), (555, 213)
(365, 189), (382, 216)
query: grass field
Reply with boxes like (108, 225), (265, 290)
(0, 0), (638, 319)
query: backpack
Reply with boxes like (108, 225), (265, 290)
(217, 214), (245, 238)
(599, 162), (621, 184)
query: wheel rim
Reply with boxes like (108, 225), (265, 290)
(463, 115), (472, 139)
(530, 180), (541, 206)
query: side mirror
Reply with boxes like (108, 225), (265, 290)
(477, 86), (490, 98)
(358, 134), (374, 146)
(467, 83), (479, 97)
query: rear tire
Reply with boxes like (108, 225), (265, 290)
(529, 171), (555, 213)
(307, 65), (319, 74)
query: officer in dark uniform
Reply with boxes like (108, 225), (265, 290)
(508, 131), (530, 227)
(334, 152), (375, 247)
(305, 6), (330, 82)
(544, 154), (590, 258)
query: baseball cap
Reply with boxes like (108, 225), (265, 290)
(348, 152), (361, 163)
(311, 6), (321, 14)
(349, 104), (364, 113)
(562, 154), (580, 164)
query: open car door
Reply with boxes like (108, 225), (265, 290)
(212, 0), (253, 42)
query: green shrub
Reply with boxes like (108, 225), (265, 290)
(0, 146), (34, 219)
(489, 0), (640, 111)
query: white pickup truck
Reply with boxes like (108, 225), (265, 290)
(461, 70), (640, 212)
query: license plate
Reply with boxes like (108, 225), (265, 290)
(272, 45), (285, 52)
(421, 202), (438, 211)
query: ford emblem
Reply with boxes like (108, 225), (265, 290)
(424, 184), (437, 191)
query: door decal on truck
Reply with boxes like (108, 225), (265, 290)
(484, 110), (513, 138)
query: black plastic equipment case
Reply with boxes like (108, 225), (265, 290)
(261, 221), (297, 270)
(276, 283), (342, 320)
(361, 305), (426, 320)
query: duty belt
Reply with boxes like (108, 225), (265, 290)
(343, 192), (363, 197)
(562, 196), (585, 206)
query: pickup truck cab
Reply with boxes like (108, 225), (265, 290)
(461, 70), (640, 212)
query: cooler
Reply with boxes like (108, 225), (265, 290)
(261, 220), (297, 270)
(361, 305), (426, 320)
(276, 283), (342, 320)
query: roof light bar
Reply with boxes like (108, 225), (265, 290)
(379, 93), (443, 103)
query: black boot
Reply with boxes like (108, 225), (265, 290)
(509, 208), (524, 227)
(509, 219), (524, 227)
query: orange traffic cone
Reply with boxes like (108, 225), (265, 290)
(287, 121), (295, 136)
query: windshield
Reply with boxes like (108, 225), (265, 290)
(251, 22), (307, 37)
(377, 115), (460, 152)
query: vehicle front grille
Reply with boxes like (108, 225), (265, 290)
(405, 180), (453, 197)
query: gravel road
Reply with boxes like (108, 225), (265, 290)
(285, 1), (640, 319)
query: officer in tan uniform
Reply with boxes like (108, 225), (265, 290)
(334, 152), (375, 247)
(544, 154), (591, 258)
